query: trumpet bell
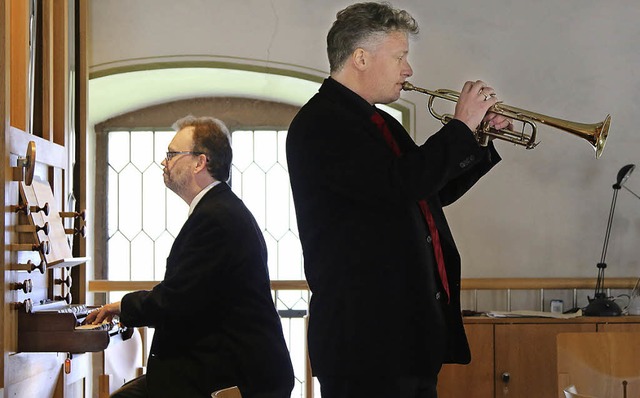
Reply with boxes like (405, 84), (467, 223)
(594, 114), (610, 159)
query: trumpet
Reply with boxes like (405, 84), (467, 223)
(401, 81), (611, 159)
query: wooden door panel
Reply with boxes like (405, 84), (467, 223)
(494, 323), (595, 398)
(557, 332), (640, 398)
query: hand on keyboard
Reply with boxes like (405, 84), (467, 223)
(84, 301), (122, 325)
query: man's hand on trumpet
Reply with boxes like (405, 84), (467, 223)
(454, 80), (512, 133)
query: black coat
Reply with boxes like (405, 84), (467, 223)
(286, 77), (500, 377)
(120, 183), (294, 397)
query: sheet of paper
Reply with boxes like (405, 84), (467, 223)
(486, 309), (583, 319)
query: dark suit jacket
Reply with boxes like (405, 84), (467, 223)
(286, 77), (501, 377)
(119, 183), (294, 397)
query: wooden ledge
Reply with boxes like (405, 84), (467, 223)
(88, 278), (638, 293)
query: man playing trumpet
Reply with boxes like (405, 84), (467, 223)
(286, 2), (511, 397)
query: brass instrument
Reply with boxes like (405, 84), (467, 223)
(402, 82), (611, 158)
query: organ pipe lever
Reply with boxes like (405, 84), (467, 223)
(13, 279), (33, 294)
(15, 222), (50, 235)
(11, 260), (46, 274)
(8, 241), (50, 255)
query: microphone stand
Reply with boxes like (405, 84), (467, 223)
(584, 187), (622, 316)
(584, 164), (635, 316)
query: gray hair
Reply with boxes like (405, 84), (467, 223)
(327, 2), (419, 73)
(173, 115), (232, 182)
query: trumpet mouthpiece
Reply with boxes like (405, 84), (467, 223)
(402, 81), (414, 91)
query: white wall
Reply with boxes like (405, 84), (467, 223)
(88, 0), (640, 279)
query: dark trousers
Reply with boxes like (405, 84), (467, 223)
(318, 374), (438, 398)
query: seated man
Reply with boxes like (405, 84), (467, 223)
(87, 115), (294, 398)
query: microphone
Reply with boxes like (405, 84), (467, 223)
(614, 163), (640, 200)
(613, 164), (634, 189)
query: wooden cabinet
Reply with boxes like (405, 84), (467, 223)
(437, 316), (640, 398)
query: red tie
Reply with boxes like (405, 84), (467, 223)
(371, 112), (450, 303)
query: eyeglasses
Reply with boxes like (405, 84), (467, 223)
(165, 151), (205, 161)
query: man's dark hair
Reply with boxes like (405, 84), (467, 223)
(327, 2), (419, 73)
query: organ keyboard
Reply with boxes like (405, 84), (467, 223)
(18, 302), (133, 353)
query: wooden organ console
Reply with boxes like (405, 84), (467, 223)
(2, 2), (109, 395)
(8, 141), (132, 365)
